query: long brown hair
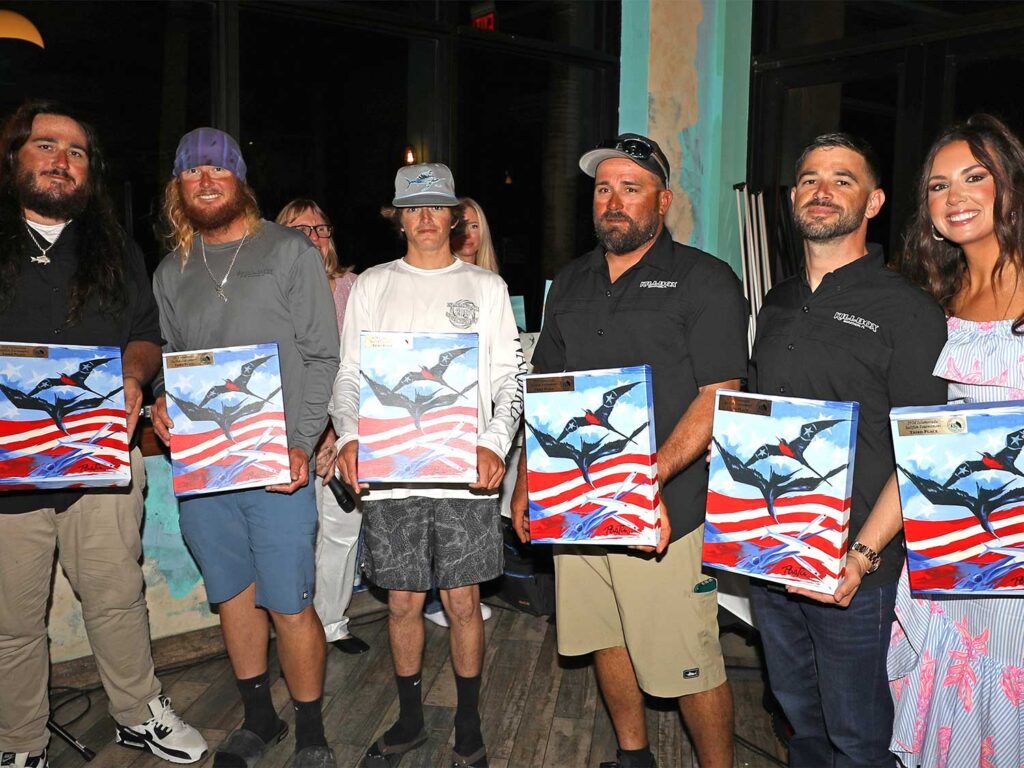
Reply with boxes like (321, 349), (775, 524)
(895, 113), (1024, 333)
(0, 100), (128, 323)
(162, 176), (262, 267)
(275, 198), (351, 279)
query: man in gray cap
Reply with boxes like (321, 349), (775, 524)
(150, 127), (339, 768)
(511, 133), (745, 768)
(331, 162), (524, 768)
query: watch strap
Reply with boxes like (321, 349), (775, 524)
(850, 541), (881, 574)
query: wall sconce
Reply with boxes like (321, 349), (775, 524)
(404, 145), (417, 165)
(0, 10), (44, 48)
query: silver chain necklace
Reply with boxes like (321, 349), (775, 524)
(24, 220), (60, 265)
(200, 232), (247, 302)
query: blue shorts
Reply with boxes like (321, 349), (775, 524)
(178, 483), (317, 614)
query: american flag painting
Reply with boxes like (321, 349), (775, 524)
(523, 366), (660, 546)
(358, 332), (479, 483)
(704, 391), (858, 594)
(0, 342), (130, 489)
(163, 343), (290, 496)
(891, 401), (1024, 595)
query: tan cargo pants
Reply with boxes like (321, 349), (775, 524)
(0, 449), (160, 752)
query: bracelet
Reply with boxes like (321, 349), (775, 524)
(849, 541), (881, 574)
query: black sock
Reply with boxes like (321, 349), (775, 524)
(383, 673), (424, 746)
(236, 671), (280, 743)
(293, 698), (327, 751)
(453, 674), (484, 757)
(617, 746), (655, 768)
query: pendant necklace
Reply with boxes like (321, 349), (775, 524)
(201, 232), (247, 302)
(24, 221), (58, 265)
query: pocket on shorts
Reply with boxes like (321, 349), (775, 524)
(687, 576), (719, 648)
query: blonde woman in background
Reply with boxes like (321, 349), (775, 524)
(275, 199), (367, 655)
(423, 197), (501, 628)
(453, 197), (498, 273)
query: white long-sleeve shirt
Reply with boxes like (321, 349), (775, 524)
(330, 257), (525, 500)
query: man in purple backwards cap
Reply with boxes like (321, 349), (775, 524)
(151, 127), (339, 768)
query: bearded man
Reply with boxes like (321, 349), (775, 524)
(746, 133), (947, 767)
(510, 133), (746, 768)
(0, 100), (207, 768)
(150, 128), (339, 768)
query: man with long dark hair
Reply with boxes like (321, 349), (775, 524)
(150, 128), (339, 768)
(0, 101), (207, 767)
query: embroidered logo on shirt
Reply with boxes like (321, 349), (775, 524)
(683, 668), (701, 679)
(446, 299), (479, 329)
(639, 280), (678, 289)
(833, 312), (879, 333)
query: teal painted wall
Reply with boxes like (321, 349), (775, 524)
(619, 0), (752, 277)
(712, 0), (752, 276)
(51, 454), (215, 663)
(619, 1), (650, 135)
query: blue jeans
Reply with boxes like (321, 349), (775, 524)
(750, 581), (898, 768)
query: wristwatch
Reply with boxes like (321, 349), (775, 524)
(849, 541), (881, 574)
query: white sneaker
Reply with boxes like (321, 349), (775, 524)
(0, 750), (47, 768)
(424, 602), (492, 628)
(424, 608), (450, 627)
(115, 695), (208, 764)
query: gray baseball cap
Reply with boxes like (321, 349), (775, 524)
(393, 163), (458, 207)
(579, 133), (670, 186)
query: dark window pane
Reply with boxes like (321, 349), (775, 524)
(238, 9), (429, 270)
(952, 54), (1024, 135)
(454, 44), (615, 325)
(758, 0), (1020, 55)
(455, 1), (620, 55)
(337, 1), (445, 24)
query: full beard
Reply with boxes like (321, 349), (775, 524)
(16, 167), (90, 221)
(594, 211), (660, 254)
(794, 198), (868, 242)
(182, 185), (249, 232)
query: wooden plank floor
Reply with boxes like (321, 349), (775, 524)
(48, 600), (786, 768)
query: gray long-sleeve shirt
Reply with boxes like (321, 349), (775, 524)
(153, 221), (339, 456)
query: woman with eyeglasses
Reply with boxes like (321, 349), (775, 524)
(275, 199), (367, 655)
(452, 197), (499, 274)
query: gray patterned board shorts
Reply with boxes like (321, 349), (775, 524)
(361, 496), (503, 591)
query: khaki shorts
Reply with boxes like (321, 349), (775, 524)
(553, 524), (726, 698)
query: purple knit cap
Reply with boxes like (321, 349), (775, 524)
(173, 127), (247, 181)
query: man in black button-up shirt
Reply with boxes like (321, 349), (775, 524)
(748, 134), (947, 768)
(0, 101), (205, 767)
(512, 134), (746, 768)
